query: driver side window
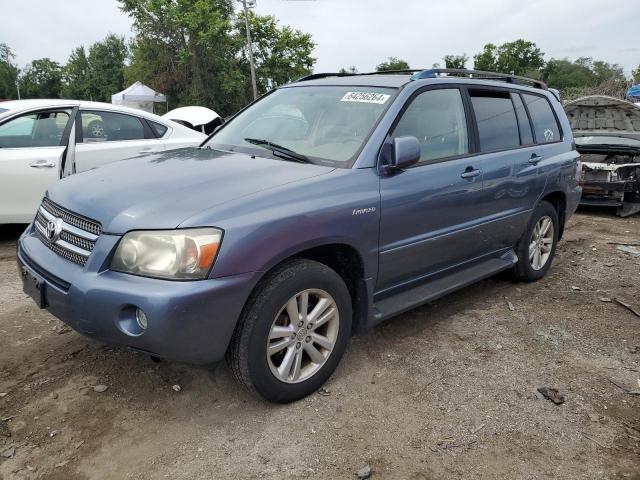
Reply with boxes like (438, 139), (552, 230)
(392, 89), (469, 164)
(0, 110), (71, 148)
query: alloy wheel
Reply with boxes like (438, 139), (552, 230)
(266, 289), (339, 384)
(529, 215), (554, 270)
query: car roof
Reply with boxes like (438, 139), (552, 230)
(284, 69), (550, 94)
(0, 99), (207, 139)
(0, 99), (166, 120)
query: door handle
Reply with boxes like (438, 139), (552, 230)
(529, 153), (543, 164)
(460, 167), (481, 179)
(29, 159), (56, 169)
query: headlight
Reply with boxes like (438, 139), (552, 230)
(111, 228), (223, 280)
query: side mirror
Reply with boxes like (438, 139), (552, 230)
(381, 136), (421, 174)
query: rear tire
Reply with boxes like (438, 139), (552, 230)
(227, 258), (352, 403)
(514, 201), (559, 282)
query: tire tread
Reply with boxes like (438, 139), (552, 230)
(226, 258), (345, 398)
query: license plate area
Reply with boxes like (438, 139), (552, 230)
(21, 266), (47, 309)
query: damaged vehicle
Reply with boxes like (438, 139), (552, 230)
(17, 69), (581, 402)
(565, 95), (640, 216)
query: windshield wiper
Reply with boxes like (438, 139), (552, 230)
(244, 138), (310, 163)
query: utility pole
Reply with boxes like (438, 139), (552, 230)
(240, 0), (258, 100)
(15, 77), (20, 100)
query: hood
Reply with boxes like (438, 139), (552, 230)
(162, 106), (220, 127)
(565, 95), (640, 140)
(47, 148), (334, 234)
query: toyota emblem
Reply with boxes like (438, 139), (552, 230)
(46, 218), (63, 242)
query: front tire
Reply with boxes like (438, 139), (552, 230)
(514, 201), (559, 282)
(227, 259), (352, 403)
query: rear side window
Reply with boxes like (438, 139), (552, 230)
(149, 121), (168, 138)
(470, 90), (520, 152)
(511, 93), (534, 145)
(392, 88), (468, 163)
(522, 94), (561, 144)
(80, 111), (146, 142)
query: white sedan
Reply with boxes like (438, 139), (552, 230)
(0, 100), (206, 224)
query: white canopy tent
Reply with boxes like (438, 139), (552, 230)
(111, 81), (167, 113)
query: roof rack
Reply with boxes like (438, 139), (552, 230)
(410, 69), (548, 90)
(296, 70), (424, 82)
(296, 68), (548, 90)
(296, 72), (353, 82)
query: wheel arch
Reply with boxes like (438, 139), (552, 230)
(540, 190), (567, 239)
(250, 242), (370, 333)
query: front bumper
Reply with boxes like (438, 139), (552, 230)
(17, 225), (261, 365)
(579, 180), (626, 206)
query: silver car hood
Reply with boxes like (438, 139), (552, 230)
(565, 95), (640, 140)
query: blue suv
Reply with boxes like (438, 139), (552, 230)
(17, 69), (582, 402)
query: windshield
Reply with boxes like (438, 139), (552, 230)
(575, 135), (640, 147)
(204, 85), (397, 166)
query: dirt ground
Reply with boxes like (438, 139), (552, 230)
(0, 209), (639, 480)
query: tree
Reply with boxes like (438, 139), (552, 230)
(122, 0), (239, 113)
(473, 43), (498, 71)
(0, 43), (19, 99)
(591, 59), (625, 86)
(443, 54), (468, 69)
(236, 11), (315, 93)
(376, 57), (410, 72)
(633, 65), (640, 83)
(20, 58), (62, 98)
(60, 35), (127, 102)
(473, 40), (544, 75)
(540, 58), (595, 90)
(541, 57), (627, 91)
(61, 46), (91, 99)
(338, 66), (358, 74)
(121, 0), (315, 116)
(87, 34), (128, 102)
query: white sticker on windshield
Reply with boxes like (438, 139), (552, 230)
(340, 91), (391, 104)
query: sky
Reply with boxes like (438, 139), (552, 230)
(2, 0), (638, 75)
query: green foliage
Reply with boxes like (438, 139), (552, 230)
(20, 58), (62, 98)
(338, 66), (358, 74)
(121, 0), (315, 116)
(473, 43), (498, 71)
(86, 34), (128, 102)
(236, 11), (315, 92)
(541, 57), (626, 91)
(0, 43), (19, 99)
(61, 47), (91, 99)
(376, 57), (410, 72)
(443, 54), (468, 69)
(633, 65), (640, 83)
(590, 59), (625, 85)
(473, 40), (544, 76)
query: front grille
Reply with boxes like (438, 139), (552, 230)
(34, 199), (102, 267)
(35, 228), (89, 266)
(41, 197), (102, 236)
(59, 230), (94, 252)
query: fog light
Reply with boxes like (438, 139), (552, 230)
(135, 308), (148, 330)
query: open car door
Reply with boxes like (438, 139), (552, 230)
(0, 107), (76, 224)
